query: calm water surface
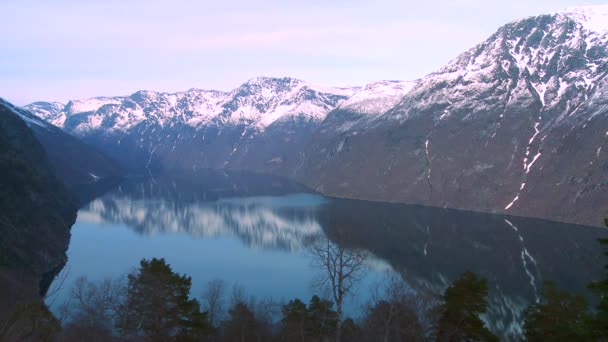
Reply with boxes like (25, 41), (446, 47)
(48, 170), (608, 339)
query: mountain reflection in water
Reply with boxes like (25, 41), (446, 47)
(60, 170), (607, 339)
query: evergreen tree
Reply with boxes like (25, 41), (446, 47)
(587, 222), (608, 339)
(116, 258), (209, 341)
(340, 318), (361, 342)
(363, 299), (424, 342)
(523, 281), (590, 341)
(307, 295), (338, 341)
(221, 302), (258, 342)
(434, 271), (497, 342)
(280, 298), (309, 342)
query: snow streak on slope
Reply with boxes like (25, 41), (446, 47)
(504, 219), (540, 302)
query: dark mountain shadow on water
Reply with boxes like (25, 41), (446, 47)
(318, 198), (608, 338)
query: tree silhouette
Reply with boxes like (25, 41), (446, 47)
(587, 217), (608, 339)
(280, 298), (309, 342)
(364, 300), (424, 342)
(116, 258), (209, 341)
(307, 295), (338, 341)
(523, 281), (590, 341)
(434, 271), (497, 342)
(363, 271), (426, 342)
(221, 302), (259, 342)
(309, 239), (366, 342)
(202, 279), (226, 328)
(340, 318), (361, 342)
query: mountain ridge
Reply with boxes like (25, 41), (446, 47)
(23, 5), (608, 226)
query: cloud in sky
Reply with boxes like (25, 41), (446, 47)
(0, 0), (605, 104)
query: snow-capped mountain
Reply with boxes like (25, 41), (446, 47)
(27, 77), (364, 171)
(336, 80), (418, 115)
(32, 77), (356, 133)
(25, 6), (608, 226)
(294, 5), (608, 226)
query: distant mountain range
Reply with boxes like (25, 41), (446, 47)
(23, 5), (608, 226)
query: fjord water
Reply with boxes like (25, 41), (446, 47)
(48, 170), (607, 338)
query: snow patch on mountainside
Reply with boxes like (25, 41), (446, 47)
(22, 102), (65, 126)
(65, 97), (123, 115)
(220, 77), (357, 128)
(338, 80), (418, 115)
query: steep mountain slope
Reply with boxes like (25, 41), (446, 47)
(0, 100), (76, 323)
(4, 99), (124, 198)
(295, 5), (608, 226)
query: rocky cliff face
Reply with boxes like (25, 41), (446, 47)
(0, 99), (77, 321)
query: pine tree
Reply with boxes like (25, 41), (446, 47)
(221, 302), (258, 342)
(523, 281), (590, 341)
(307, 295), (338, 341)
(340, 318), (361, 342)
(587, 218), (608, 339)
(434, 271), (497, 342)
(280, 298), (309, 342)
(116, 258), (209, 341)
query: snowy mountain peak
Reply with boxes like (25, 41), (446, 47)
(219, 77), (358, 127)
(560, 4), (608, 36)
(26, 77), (375, 133)
(401, 7), (608, 124)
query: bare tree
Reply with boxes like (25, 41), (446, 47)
(392, 272), (442, 338)
(43, 266), (70, 308)
(67, 276), (124, 331)
(201, 279), (226, 326)
(309, 238), (367, 342)
(364, 271), (428, 342)
(231, 283), (247, 306)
